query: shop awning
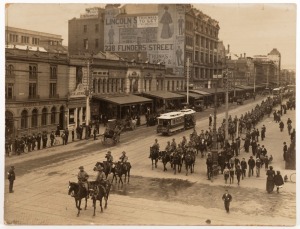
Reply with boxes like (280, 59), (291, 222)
(190, 90), (212, 96)
(198, 87), (227, 94)
(142, 91), (185, 100)
(235, 85), (255, 90)
(93, 94), (152, 105)
(177, 92), (203, 99)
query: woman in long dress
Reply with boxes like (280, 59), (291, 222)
(274, 171), (284, 193)
(266, 166), (275, 193)
(160, 6), (173, 39)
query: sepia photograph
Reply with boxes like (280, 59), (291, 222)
(3, 0), (297, 227)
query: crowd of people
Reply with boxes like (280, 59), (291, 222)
(5, 121), (102, 157)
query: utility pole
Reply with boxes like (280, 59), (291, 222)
(254, 67), (256, 93)
(186, 57), (190, 104)
(85, 58), (91, 127)
(225, 68), (229, 141)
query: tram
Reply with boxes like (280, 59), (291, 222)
(157, 109), (196, 135)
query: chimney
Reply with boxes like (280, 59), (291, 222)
(227, 44), (230, 53)
(244, 53), (246, 58)
(240, 54), (242, 58)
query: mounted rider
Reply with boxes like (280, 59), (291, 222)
(171, 138), (177, 152)
(119, 151), (128, 170)
(181, 136), (187, 147)
(94, 166), (107, 196)
(149, 139), (160, 158)
(105, 151), (114, 173)
(165, 141), (172, 155)
(77, 166), (89, 196)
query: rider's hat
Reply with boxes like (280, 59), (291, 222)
(79, 166), (84, 170)
(122, 151), (126, 155)
(107, 151), (111, 155)
(97, 166), (103, 171)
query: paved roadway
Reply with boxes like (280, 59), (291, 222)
(3, 96), (296, 226)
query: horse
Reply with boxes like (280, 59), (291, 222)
(89, 181), (111, 216)
(149, 146), (159, 169)
(113, 162), (131, 186)
(184, 151), (196, 176)
(159, 150), (171, 171)
(68, 181), (89, 217)
(171, 152), (182, 175)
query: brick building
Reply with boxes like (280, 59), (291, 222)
(68, 7), (106, 55)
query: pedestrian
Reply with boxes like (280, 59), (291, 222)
(255, 158), (261, 177)
(255, 128), (260, 142)
(251, 140), (257, 156)
(248, 156), (255, 177)
(283, 142), (288, 161)
(235, 165), (242, 185)
(218, 153), (226, 174)
(261, 125), (266, 141)
(222, 189), (232, 213)
(279, 121), (284, 132)
(65, 128), (69, 144)
(264, 155), (269, 170)
(61, 132), (66, 145)
(7, 166), (15, 193)
(32, 134), (36, 151)
(50, 131), (55, 146)
(209, 114), (212, 127)
(229, 166), (234, 184)
(72, 129), (75, 142)
(36, 133), (41, 150)
(274, 171), (284, 193)
(240, 158), (247, 179)
(93, 127), (97, 140)
(223, 166), (230, 184)
(266, 166), (275, 193)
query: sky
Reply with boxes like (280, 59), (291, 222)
(3, 1), (298, 70)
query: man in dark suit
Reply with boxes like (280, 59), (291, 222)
(222, 189), (232, 213)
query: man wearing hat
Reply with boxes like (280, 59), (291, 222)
(171, 138), (177, 152)
(248, 156), (255, 177)
(149, 139), (160, 158)
(119, 151), (128, 163)
(105, 151), (114, 173)
(77, 166), (89, 195)
(7, 166), (15, 193)
(119, 151), (128, 170)
(222, 189), (232, 213)
(255, 157), (261, 177)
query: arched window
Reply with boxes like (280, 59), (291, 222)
(98, 79), (101, 93)
(31, 109), (38, 127)
(21, 110), (28, 129)
(41, 108), (47, 126)
(103, 79), (106, 93)
(93, 79), (96, 93)
(51, 107), (56, 124)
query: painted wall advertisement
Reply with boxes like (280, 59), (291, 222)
(104, 4), (185, 76)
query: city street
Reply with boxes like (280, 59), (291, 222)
(4, 97), (296, 226)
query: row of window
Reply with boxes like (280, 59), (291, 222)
(186, 20), (218, 38)
(5, 82), (57, 99)
(6, 64), (57, 79)
(8, 33), (61, 46)
(83, 39), (100, 49)
(194, 51), (217, 64)
(194, 67), (215, 79)
(83, 24), (99, 33)
(20, 106), (61, 129)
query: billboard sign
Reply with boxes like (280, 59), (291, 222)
(104, 4), (186, 76)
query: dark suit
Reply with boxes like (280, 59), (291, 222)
(222, 193), (232, 212)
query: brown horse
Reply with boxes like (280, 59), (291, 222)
(89, 181), (111, 216)
(113, 162), (131, 186)
(68, 181), (89, 217)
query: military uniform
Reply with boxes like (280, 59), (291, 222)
(77, 166), (89, 192)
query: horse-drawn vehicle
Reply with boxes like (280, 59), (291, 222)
(236, 96), (244, 105)
(122, 117), (137, 131)
(102, 119), (122, 145)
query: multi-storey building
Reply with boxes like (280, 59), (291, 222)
(253, 55), (278, 88)
(281, 69), (296, 85)
(267, 48), (281, 86)
(68, 7), (106, 55)
(5, 46), (69, 139)
(5, 26), (67, 53)
(69, 4), (221, 91)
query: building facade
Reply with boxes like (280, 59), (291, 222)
(69, 4), (221, 91)
(253, 55), (278, 88)
(68, 7), (106, 55)
(5, 46), (69, 139)
(267, 48), (281, 86)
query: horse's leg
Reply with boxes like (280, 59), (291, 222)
(155, 159), (158, 168)
(186, 164), (188, 176)
(127, 170), (130, 183)
(104, 196), (108, 209)
(100, 197), (103, 213)
(85, 197), (87, 210)
(93, 199), (96, 216)
(151, 159), (154, 170)
(174, 164), (176, 175)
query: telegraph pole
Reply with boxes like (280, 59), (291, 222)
(85, 59), (91, 127)
(225, 69), (229, 141)
(186, 57), (190, 104)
